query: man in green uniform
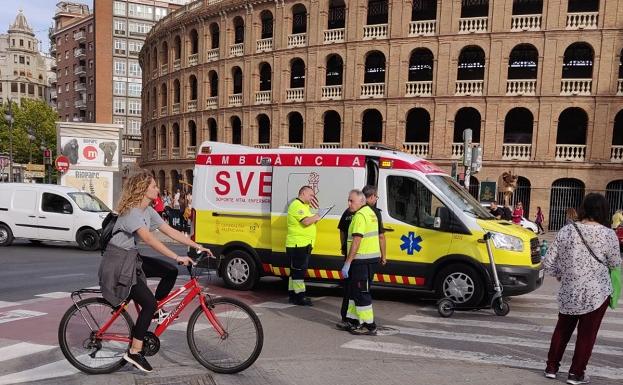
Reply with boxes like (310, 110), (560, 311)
(286, 185), (320, 306)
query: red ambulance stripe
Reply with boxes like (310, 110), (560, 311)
(389, 275), (397, 284)
(262, 263), (272, 273)
(314, 269), (322, 278)
(196, 154), (365, 168)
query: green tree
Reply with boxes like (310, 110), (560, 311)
(0, 99), (57, 165)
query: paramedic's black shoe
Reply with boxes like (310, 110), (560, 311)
(349, 324), (377, 336)
(123, 351), (153, 373)
(567, 374), (590, 385)
(289, 297), (313, 306)
(336, 320), (358, 331)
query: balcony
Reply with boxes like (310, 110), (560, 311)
(151, 110), (157, 119)
(319, 142), (341, 149)
(284, 143), (303, 149)
(74, 31), (86, 41)
(611, 145), (623, 162)
(566, 12), (598, 30)
(73, 48), (86, 58)
(160, 106), (167, 116)
(74, 66), (86, 76)
(406, 81), (433, 97)
(173, 58), (181, 71)
(506, 79), (537, 96)
(617, 79), (623, 96)
(74, 83), (87, 92)
(188, 53), (198, 66)
(287, 33), (307, 48)
(358, 143), (370, 149)
(254, 143), (270, 149)
(186, 146), (196, 158)
(160, 64), (168, 75)
(511, 14), (542, 31)
(187, 100), (197, 112)
(363, 24), (387, 40)
(159, 148), (167, 159)
(451, 143), (464, 159)
(150, 150), (157, 161)
(152, 68), (159, 79)
(403, 142), (429, 158)
(321, 85), (342, 100)
(74, 100), (87, 109)
(206, 96), (217, 109)
(555, 144), (586, 161)
(230, 43), (243, 57)
(502, 143), (532, 160)
(286, 88), (304, 102)
(408, 20), (436, 36)
(207, 48), (219, 62)
(172, 103), (180, 114)
(171, 147), (180, 159)
(229, 94), (242, 107)
(360, 83), (385, 98)
(458, 17), (488, 33)
(255, 90), (271, 104)
(455, 80), (484, 96)
(50, 43), (56, 55)
(324, 28), (345, 44)
(256, 38), (273, 53)
(560, 79), (591, 96)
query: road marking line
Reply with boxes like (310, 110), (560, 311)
(341, 339), (623, 380)
(85, 286), (100, 290)
(0, 343), (57, 362)
(390, 325), (623, 356)
(508, 302), (559, 310)
(0, 301), (21, 309)
(0, 310), (46, 324)
(41, 273), (87, 279)
(254, 301), (295, 309)
(518, 293), (557, 301)
(168, 321), (210, 332)
(0, 358), (78, 385)
(399, 315), (623, 340)
(34, 292), (71, 299)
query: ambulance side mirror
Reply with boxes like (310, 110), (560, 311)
(434, 207), (450, 230)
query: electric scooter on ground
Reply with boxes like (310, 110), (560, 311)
(437, 232), (510, 317)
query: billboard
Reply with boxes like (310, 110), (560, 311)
(61, 170), (114, 208)
(59, 136), (119, 169)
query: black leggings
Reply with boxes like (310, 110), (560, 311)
(128, 256), (178, 340)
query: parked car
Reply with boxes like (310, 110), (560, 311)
(481, 203), (539, 234)
(0, 183), (110, 250)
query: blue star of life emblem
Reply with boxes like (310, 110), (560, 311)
(400, 232), (423, 255)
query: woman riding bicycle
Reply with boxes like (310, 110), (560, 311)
(98, 171), (212, 373)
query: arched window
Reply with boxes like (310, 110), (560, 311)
(160, 83), (167, 107)
(257, 114), (271, 144)
(290, 59), (305, 88)
(210, 23), (219, 49)
(232, 67), (243, 94)
(152, 47), (158, 70)
(323, 110), (341, 143)
(174, 35), (181, 60)
(408, 48), (434, 81)
(619, 49), (623, 79)
(259, 63), (272, 91)
(260, 10), (273, 39)
(161, 41), (168, 65)
(508, 44), (538, 79)
(457, 46), (485, 80)
(512, 0), (543, 15)
(288, 112), (304, 144)
(605, 180), (623, 219)
(461, 0), (489, 18)
(405, 108), (430, 143)
(504, 107), (533, 143)
(233, 17), (245, 44)
(209, 71), (218, 97)
(562, 42), (593, 79)
(412, 0), (437, 21)
(159, 125), (167, 147)
(328, 0), (345, 29)
(292, 4), (307, 34)
(158, 170), (166, 192)
(326, 54), (343, 86)
(188, 120), (197, 147)
(189, 75), (197, 100)
(556, 107), (587, 145)
(549, 178), (585, 230)
(367, 0), (388, 25)
(208, 118), (218, 141)
(362, 109), (383, 143)
(189, 29), (198, 55)
(170, 170), (180, 190)
(613, 110), (623, 147)
(150, 127), (157, 150)
(231, 116), (242, 144)
(454, 107), (481, 143)
(172, 123), (180, 148)
(364, 51), (386, 83)
(567, 0), (599, 13)
(173, 79), (181, 103)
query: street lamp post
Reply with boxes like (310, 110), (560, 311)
(4, 100), (14, 183)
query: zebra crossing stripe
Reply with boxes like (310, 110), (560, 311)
(398, 315), (623, 340)
(34, 292), (71, 299)
(0, 301), (21, 309)
(390, 325), (623, 356)
(0, 343), (57, 362)
(0, 310), (46, 325)
(0, 358), (78, 385)
(342, 339), (623, 380)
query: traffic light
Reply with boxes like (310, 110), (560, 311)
(462, 129), (472, 166)
(43, 149), (51, 165)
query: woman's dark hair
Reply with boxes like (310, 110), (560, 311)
(577, 193), (610, 227)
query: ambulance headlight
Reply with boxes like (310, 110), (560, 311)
(490, 232), (523, 252)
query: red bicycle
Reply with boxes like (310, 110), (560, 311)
(58, 254), (263, 374)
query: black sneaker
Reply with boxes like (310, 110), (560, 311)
(567, 374), (590, 385)
(123, 351), (153, 373)
(289, 297), (313, 306)
(335, 320), (358, 331)
(349, 324), (377, 336)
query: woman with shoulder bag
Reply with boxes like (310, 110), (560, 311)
(542, 193), (621, 385)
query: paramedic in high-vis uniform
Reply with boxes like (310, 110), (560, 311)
(286, 185), (320, 306)
(341, 189), (381, 335)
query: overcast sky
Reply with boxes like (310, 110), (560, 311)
(1, 1), (91, 55)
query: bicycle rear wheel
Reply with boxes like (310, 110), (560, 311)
(58, 297), (133, 374)
(187, 297), (263, 374)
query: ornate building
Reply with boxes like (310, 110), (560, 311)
(140, 0), (623, 230)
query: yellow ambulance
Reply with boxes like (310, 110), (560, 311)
(190, 142), (543, 306)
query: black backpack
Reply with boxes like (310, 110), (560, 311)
(100, 212), (120, 255)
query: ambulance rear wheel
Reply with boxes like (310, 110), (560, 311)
(221, 250), (258, 290)
(435, 264), (484, 307)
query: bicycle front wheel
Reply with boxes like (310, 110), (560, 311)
(58, 297), (133, 374)
(187, 297), (263, 374)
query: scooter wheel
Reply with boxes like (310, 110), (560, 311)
(437, 298), (455, 318)
(493, 298), (510, 316)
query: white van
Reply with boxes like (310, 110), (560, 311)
(0, 183), (110, 250)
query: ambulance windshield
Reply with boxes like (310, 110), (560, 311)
(426, 175), (493, 219)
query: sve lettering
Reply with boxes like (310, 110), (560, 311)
(214, 171), (272, 197)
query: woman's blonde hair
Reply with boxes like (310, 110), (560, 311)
(116, 171), (154, 215)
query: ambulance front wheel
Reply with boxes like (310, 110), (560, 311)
(221, 249), (258, 290)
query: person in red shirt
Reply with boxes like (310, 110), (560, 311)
(512, 201), (524, 225)
(152, 193), (165, 217)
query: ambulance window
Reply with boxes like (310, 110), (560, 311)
(366, 158), (378, 187)
(387, 175), (446, 229)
